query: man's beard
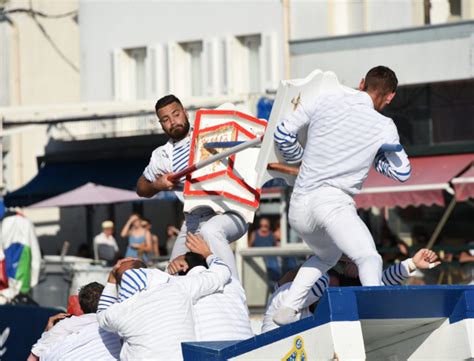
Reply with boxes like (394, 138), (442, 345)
(167, 118), (190, 141)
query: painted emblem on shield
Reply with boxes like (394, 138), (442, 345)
(282, 336), (307, 361)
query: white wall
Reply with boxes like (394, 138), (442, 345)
(3, 0), (80, 106)
(290, 22), (474, 87)
(79, 0), (285, 101)
(289, 0), (424, 41)
(2, 0), (80, 192)
(289, 0), (329, 40)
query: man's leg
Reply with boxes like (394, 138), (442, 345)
(198, 212), (248, 279)
(284, 246), (341, 309)
(323, 202), (383, 286)
(273, 192), (342, 325)
(169, 213), (203, 261)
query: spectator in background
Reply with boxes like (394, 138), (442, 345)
(273, 221), (281, 247)
(380, 223), (409, 264)
(249, 218), (280, 282)
(141, 218), (160, 259)
(121, 214), (151, 261)
(166, 224), (180, 256)
(93, 221), (119, 264)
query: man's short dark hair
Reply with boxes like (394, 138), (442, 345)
(363, 66), (398, 95)
(178, 252), (208, 276)
(115, 260), (147, 285)
(155, 94), (183, 112)
(78, 282), (104, 314)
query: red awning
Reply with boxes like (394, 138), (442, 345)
(452, 164), (474, 202)
(354, 154), (474, 209)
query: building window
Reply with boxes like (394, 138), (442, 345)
(112, 47), (147, 101)
(449, 0), (461, 17)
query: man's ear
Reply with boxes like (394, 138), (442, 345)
(385, 92), (396, 104)
(358, 78), (365, 91)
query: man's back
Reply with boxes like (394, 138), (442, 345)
(295, 91), (395, 195)
(100, 282), (195, 360)
(192, 276), (253, 341)
(34, 314), (121, 361)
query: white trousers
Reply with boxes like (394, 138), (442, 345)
(170, 207), (248, 279)
(283, 187), (382, 311)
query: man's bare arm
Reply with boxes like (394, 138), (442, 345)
(136, 174), (175, 198)
(137, 175), (159, 198)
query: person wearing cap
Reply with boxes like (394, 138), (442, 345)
(93, 221), (119, 263)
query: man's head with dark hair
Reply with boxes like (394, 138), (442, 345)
(155, 94), (190, 141)
(115, 259), (148, 285)
(359, 66), (398, 112)
(178, 252), (208, 276)
(78, 282), (104, 314)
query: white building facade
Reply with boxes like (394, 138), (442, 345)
(79, 0), (285, 102)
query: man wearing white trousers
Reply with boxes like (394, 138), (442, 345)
(273, 66), (411, 325)
(136, 95), (247, 278)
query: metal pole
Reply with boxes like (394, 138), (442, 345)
(426, 195), (457, 249)
(170, 136), (262, 181)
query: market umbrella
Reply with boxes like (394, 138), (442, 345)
(29, 182), (141, 208)
(29, 183), (143, 252)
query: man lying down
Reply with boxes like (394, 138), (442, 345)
(264, 248), (440, 333)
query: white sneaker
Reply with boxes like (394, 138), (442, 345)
(273, 306), (299, 325)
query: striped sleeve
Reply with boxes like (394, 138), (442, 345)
(274, 97), (315, 164)
(382, 259), (414, 285)
(374, 149), (411, 183)
(97, 283), (118, 313)
(375, 121), (411, 182)
(302, 273), (330, 308)
(274, 124), (304, 164)
(118, 268), (148, 302)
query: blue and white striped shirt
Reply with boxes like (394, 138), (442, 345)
(143, 132), (192, 201)
(274, 91), (411, 195)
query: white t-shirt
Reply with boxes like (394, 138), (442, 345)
(93, 232), (118, 260)
(275, 91), (410, 195)
(187, 270), (254, 342)
(31, 313), (121, 360)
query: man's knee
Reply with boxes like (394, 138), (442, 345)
(199, 223), (224, 244)
(353, 252), (382, 267)
(307, 252), (340, 271)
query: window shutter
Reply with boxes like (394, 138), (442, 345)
(111, 49), (125, 100)
(261, 32), (278, 93)
(146, 44), (168, 98)
(203, 38), (219, 96)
